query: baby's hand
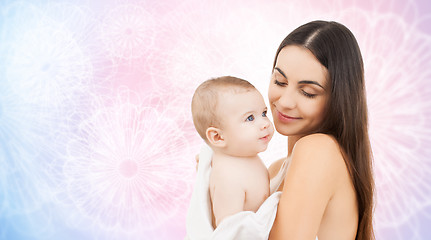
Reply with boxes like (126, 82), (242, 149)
(195, 154), (199, 171)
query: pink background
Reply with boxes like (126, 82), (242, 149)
(1, 0), (430, 239)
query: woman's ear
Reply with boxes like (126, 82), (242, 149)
(206, 127), (225, 148)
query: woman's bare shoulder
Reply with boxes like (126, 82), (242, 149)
(291, 133), (346, 180)
(270, 134), (350, 239)
(295, 133), (339, 149)
(294, 133), (342, 158)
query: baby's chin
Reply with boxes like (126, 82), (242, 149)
(259, 146), (269, 153)
(233, 150), (264, 158)
(254, 145), (270, 155)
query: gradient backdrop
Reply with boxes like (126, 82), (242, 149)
(1, 0), (431, 239)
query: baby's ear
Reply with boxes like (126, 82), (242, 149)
(206, 127), (225, 148)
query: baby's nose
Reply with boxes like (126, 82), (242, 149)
(261, 119), (270, 130)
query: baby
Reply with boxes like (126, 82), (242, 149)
(191, 76), (274, 228)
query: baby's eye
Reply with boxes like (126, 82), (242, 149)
(262, 111), (267, 117)
(246, 115), (255, 121)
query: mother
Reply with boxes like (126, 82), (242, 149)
(267, 21), (374, 239)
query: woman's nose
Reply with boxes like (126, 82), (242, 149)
(278, 91), (296, 109)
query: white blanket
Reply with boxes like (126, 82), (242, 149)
(185, 144), (282, 240)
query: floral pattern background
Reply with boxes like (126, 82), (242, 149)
(1, 0), (431, 239)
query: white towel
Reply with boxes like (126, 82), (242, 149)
(185, 144), (282, 240)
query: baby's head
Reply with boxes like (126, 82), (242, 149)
(191, 76), (274, 157)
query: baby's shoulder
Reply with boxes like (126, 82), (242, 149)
(210, 159), (240, 181)
(210, 157), (261, 187)
(210, 164), (245, 196)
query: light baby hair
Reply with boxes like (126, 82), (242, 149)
(191, 76), (257, 141)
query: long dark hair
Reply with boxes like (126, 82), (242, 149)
(273, 21), (375, 240)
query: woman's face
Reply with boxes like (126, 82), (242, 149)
(268, 45), (329, 138)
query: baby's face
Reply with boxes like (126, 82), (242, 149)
(218, 89), (274, 157)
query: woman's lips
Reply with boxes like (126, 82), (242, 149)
(277, 110), (301, 123)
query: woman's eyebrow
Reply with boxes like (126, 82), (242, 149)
(274, 67), (287, 79)
(298, 80), (325, 89)
(275, 67), (325, 90)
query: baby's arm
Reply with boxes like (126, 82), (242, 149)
(210, 170), (245, 227)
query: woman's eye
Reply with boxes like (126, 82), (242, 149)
(246, 115), (255, 121)
(301, 90), (317, 98)
(262, 111), (267, 117)
(274, 79), (287, 86)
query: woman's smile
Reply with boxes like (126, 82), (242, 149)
(275, 108), (302, 123)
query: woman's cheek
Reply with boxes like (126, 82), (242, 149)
(303, 101), (326, 124)
(267, 85), (277, 104)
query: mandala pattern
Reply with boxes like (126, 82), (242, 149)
(63, 89), (194, 235)
(100, 4), (157, 60)
(1, 0), (430, 239)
